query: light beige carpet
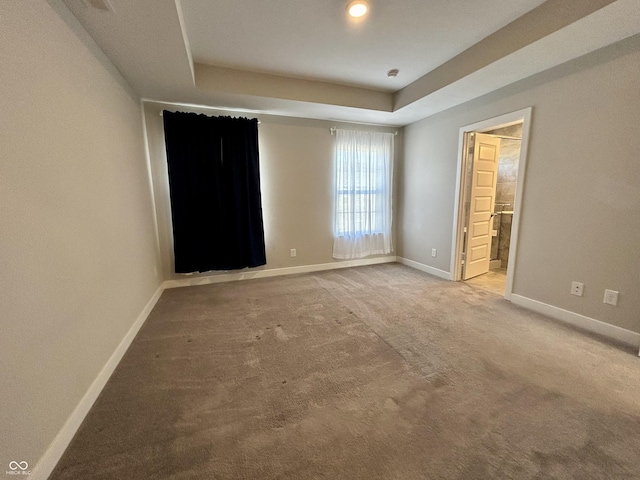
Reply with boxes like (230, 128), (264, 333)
(51, 264), (640, 479)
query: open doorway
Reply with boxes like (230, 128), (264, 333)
(450, 108), (532, 300)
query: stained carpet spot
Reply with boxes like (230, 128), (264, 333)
(275, 326), (289, 341)
(384, 397), (400, 411)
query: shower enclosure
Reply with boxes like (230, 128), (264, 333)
(490, 204), (513, 268)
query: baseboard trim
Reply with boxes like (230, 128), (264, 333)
(30, 284), (164, 480)
(396, 257), (453, 280)
(162, 256), (398, 289)
(510, 294), (640, 349)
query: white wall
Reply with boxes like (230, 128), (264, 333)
(143, 103), (402, 281)
(399, 35), (640, 333)
(0, 1), (162, 468)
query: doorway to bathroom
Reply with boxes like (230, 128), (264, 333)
(450, 108), (532, 299)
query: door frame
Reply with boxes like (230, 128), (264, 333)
(450, 107), (532, 300)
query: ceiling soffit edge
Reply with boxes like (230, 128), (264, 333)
(394, 0), (618, 110)
(194, 64), (394, 112)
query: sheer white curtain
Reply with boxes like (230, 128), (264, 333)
(333, 129), (394, 259)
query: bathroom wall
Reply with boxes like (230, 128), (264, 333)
(488, 124), (522, 207)
(486, 124), (522, 267)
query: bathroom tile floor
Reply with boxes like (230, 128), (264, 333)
(465, 268), (507, 295)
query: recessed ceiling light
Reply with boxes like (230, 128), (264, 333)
(387, 69), (399, 78)
(347, 1), (369, 18)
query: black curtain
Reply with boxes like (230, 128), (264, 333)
(162, 111), (266, 273)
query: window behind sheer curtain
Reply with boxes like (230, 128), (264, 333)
(333, 129), (394, 259)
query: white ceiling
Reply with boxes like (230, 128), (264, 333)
(182, 0), (547, 91)
(60, 0), (640, 126)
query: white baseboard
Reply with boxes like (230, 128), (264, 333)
(396, 257), (453, 281)
(510, 294), (640, 349)
(162, 256), (398, 289)
(30, 284), (165, 480)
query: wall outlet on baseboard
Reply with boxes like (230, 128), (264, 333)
(431, 248), (437, 258)
(603, 289), (618, 306)
(290, 248), (297, 258)
(570, 281), (584, 297)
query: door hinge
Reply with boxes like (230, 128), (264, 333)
(461, 252), (466, 261)
(468, 146), (474, 155)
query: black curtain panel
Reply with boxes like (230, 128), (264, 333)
(162, 111), (266, 273)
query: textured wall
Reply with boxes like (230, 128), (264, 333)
(0, 1), (161, 468)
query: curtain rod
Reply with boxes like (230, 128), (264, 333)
(330, 126), (398, 136)
(159, 111), (260, 123)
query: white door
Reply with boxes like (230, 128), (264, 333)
(463, 133), (501, 280)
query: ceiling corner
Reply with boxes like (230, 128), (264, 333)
(174, 0), (195, 84)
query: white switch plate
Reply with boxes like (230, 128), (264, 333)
(603, 289), (618, 306)
(431, 248), (437, 257)
(570, 281), (584, 297)
(290, 248), (297, 258)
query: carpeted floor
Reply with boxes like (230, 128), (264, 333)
(51, 264), (640, 479)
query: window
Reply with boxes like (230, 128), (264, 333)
(333, 129), (394, 259)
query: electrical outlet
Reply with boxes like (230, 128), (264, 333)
(431, 248), (437, 258)
(603, 289), (618, 306)
(290, 248), (297, 258)
(570, 281), (584, 297)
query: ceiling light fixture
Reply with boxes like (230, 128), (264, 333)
(347, 0), (369, 18)
(387, 69), (399, 78)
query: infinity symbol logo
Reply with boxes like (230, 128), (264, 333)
(8, 461), (28, 471)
